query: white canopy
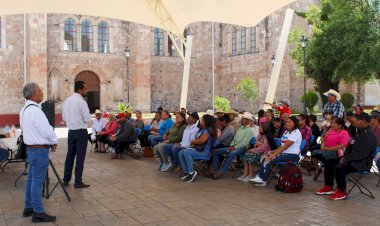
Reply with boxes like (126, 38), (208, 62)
(0, 0), (296, 59)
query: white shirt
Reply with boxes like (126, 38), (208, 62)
(92, 118), (106, 134)
(151, 119), (163, 129)
(250, 126), (259, 138)
(62, 93), (91, 130)
(280, 129), (302, 155)
(20, 100), (58, 145)
(180, 123), (199, 148)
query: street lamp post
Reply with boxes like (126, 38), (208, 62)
(124, 47), (130, 104)
(301, 35), (308, 114)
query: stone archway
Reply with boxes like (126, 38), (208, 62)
(75, 70), (100, 113)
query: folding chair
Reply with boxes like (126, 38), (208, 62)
(371, 147), (380, 187)
(347, 171), (375, 199)
(124, 140), (143, 159)
(193, 156), (211, 177)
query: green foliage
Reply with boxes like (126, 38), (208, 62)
(340, 93), (355, 110)
(301, 91), (319, 113)
(236, 78), (258, 109)
(214, 96), (231, 112)
(289, 0), (380, 105)
(117, 102), (133, 113)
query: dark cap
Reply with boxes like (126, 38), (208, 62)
(357, 112), (371, 123)
(189, 112), (199, 121)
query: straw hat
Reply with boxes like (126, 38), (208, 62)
(205, 109), (214, 116)
(227, 109), (239, 116)
(279, 99), (290, 106)
(323, 89), (341, 101)
(214, 108), (224, 114)
(241, 112), (254, 121)
(95, 109), (102, 114)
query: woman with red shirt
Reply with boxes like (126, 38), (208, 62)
(96, 113), (119, 152)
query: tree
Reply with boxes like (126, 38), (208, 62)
(301, 91), (319, 113)
(340, 93), (355, 111)
(236, 78), (258, 110)
(289, 0), (380, 105)
(214, 96), (231, 112)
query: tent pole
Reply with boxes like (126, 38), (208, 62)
(180, 35), (193, 110)
(264, 9), (294, 110)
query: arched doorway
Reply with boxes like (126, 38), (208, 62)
(75, 70), (100, 113)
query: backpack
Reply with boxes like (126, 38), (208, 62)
(274, 162), (303, 193)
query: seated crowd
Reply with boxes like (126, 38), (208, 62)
(89, 95), (380, 200)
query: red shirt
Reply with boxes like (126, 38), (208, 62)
(277, 106), (292, 117)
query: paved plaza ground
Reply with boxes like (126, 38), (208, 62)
(2, 133), (380, 226)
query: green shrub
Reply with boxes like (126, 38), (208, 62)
(214, 96), (231, 112)
(340, 93), (354, 111)
(301, 91), (319, 113)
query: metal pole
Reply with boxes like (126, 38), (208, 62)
(211, 22), (215, 111)
(303, 49), (307, 114)
(127, 57), (130, 104)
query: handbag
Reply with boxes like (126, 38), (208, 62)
(15, 104), (37, 160)
(190, 129), (206, 152)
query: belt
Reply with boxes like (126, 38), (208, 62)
(26, 145), (51, 149)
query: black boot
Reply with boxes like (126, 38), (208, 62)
(32, 212), (56, 223)
(22, 208), (34, 217)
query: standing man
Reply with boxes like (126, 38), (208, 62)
(62, 81), (91, 188)
(264, 99), (292, 118)
(323, 89), (344, 118)
(21, 83), (57, 223)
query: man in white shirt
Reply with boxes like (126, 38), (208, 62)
(62, 81), (91, 188)
(20, 83), (57, 223)
(90, 109), (106, 152)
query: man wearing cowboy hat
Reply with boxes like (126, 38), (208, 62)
(212, 112), (255, 179)
(227, 109), (240, 132)
(264, 99), (292, 118)
(214, 108), (225, 118)
(90, 109), (107, 152)
(323, 89), (344, 118)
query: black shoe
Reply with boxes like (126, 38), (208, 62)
(22, 208), (34, 217)
(185, 171), (198, 183)
(74, 182), (90, 188)
(32, 212), (56, 223)
(62, 181), (69, 186)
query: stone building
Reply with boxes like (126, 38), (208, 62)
(0, 0), (378, 127)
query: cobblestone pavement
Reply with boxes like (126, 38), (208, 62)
(2, 137), (380, 226)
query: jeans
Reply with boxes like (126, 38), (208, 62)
(212, 147), (245, 174)
(154, 143), (172, 163)
(0, 148), (9, 161)
(165, 144), (185, 166)
(24, 148), (49, 213)
(178, 148), (210, 174)
(64, 129), (88, 185)
(148, 135), (163, 147)
(257, 153), (300, 181)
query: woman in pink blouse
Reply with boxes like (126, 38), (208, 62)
(311, 117), (350, 180)
(237, 122), (276, 182)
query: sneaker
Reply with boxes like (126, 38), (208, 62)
(255, 181), (267, 187)
(237, 175), (246, 181)
(161, 162), (172, 172)
(315, 185), (335, 195)
(157, 162), (163, 170)
(32, 212), (56, 223)
(242, 176), (253, 182)
(180, 173), (189, 181)
(329, 189), (347, 201)
(22, 208), (34, 217)
(250, 176), (264, 183)
(186, 171), (198, 182)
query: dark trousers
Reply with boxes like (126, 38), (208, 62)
(324, 159), (357, 190)
(138, 134), (150, 147)
(64, 129), (88, 185)
(115, 140), (135, 154)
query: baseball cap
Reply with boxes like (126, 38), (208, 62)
(116, 112), (126, 118)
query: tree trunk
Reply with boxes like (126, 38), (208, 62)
(356, 82), (361, 105)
